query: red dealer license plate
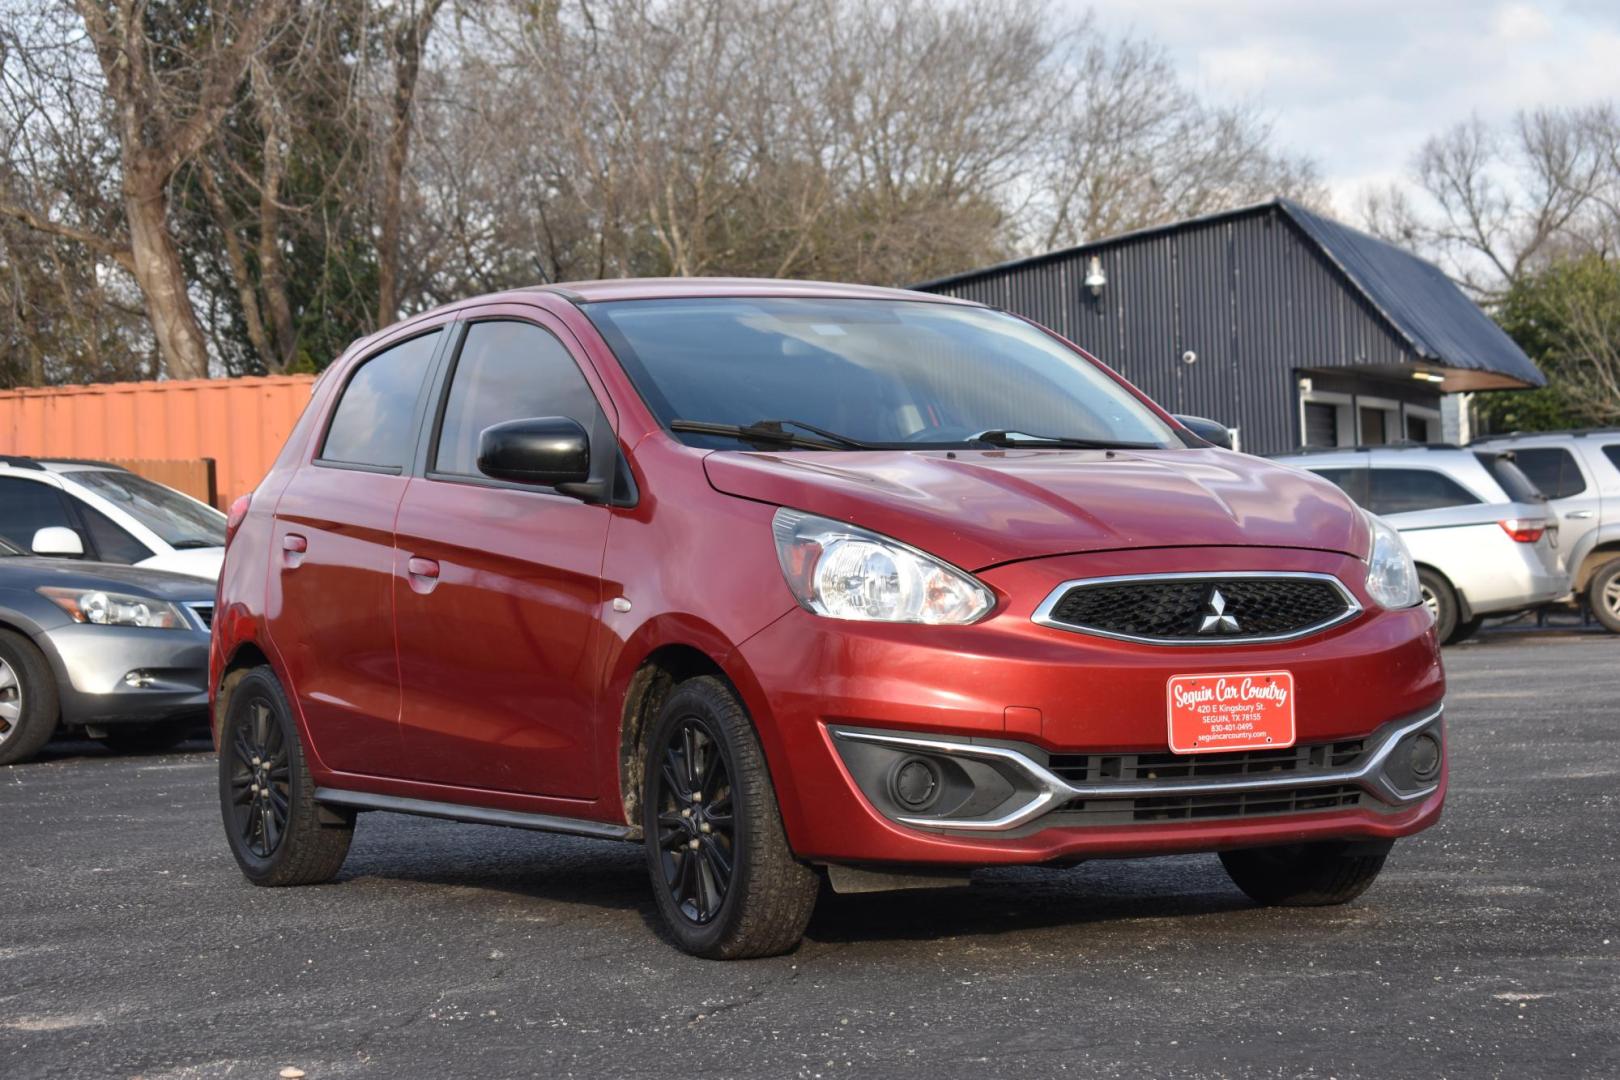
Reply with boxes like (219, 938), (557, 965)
(1166, 671), (1295, 755)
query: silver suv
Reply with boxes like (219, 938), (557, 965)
(1272, 445), (1567, 643)
(1471, 430), (1620, 632)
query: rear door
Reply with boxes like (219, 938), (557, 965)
(1508, 443), (1599, 561)
(390, 308), (615, 798)
(266, 327), (445, 777)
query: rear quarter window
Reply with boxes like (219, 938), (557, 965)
(1473, 453), (1545, 504)
(1509, 446), (1586, 499)
(1366, 468), (1480, 515)
(319, 331), (440, 471)
(1602, 444), (1620, 473)
(1308, 467), (1369, 507)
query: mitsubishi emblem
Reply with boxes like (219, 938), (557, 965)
(1198, 588), (1240, 634)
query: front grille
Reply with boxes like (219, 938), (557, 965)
(1056, 784), (1364, 823)
(1047, 738), (1368, 785)
(1038, 574), (1353, 643)
(186, 602), (214, 630)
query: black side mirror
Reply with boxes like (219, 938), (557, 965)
(1174, 415), (1235, 451)
(477, 417), (593, 490)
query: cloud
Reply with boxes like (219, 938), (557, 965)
(1061, 0), (1620, 214)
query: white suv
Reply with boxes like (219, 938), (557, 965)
(1272, 446), (1568, 643)
(1470, 430), (1620, 632)
(0, 457), (225, 580)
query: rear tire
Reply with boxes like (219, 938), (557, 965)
(99, 718), (195, 755)
(219, 667), (353, 886)
(1220, 840), (1390, 906)
(1418, 568), (1459, 644)
(641, 675), (818, 959)
(1448, 615), (1484, 644)
(1588, 559), (1620, 634)
(0, 630), (58, 767)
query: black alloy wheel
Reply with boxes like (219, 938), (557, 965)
(653, 717), (735, 925)
(218, 666), (352, 886)
(227, 695), (291, 858)
(640, 675), (818, 958)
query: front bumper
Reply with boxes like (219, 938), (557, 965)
(736, 546), (1447, 867)
(43, 624), (211, 726)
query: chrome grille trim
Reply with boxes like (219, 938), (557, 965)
(184, 601), (215, 631)
(1031, 571), (1362, 646)
(833, 705), (1441, 832)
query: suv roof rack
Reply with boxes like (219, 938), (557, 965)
(0, 454), (46, 470)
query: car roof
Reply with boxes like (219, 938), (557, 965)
(1474, 429), (1620, 442)
(1274, 444), (1477, 460)
(0, 456), (126, 474)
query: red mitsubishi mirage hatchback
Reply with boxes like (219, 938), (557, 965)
(211, 278), (1445, 958)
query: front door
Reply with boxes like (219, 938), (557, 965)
(391, 314), (614, 799)
(267, 328), (443, 777)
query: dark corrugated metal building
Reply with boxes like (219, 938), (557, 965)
(914, 199), (1544, 456)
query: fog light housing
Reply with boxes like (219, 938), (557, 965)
(123, 670), (156, 689)
(1409, 731), (1441, 780)
(890, 757), (942, 811)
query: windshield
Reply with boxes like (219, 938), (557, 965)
(583, 298), (1179, 449)
(71, 471), (227, 548)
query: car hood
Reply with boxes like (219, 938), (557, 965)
(137, 547), (223, 582)
(0, 557), (218, 602)
(703, 448), (1369, 570)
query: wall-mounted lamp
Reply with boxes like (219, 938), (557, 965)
(1084, 256), (1107, 297)
(1411, 370), (1446, 384)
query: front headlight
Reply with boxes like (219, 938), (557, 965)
(1363, 513), (1421, 609)
(771, 509), (994, 624)
(39, 587), (189, 629)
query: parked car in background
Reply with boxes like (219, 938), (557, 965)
(0, 457), (226, 580)
(213, 279), (1446, 960)
(1470, 430), (1620, 633)
(1273, 445), (1566, 643)
(0, 537), (214, 765)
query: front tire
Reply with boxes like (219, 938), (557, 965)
(1588, 559), (1620, 634)
(0, 630), (58, 767)
(219, 667), (352, 886)
(641, 676), (818, 959)
(1220, 840), (1390, 906)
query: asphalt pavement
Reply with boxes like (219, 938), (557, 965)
(2, 632), (1616, 1079)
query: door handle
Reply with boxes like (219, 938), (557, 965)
(406, 556), (441, 594)
(1566, 510), (1595, 520)
(281, 533), (307, 568)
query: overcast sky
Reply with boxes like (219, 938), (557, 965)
(1075, 0), (1620, 216)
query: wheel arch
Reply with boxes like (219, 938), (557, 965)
(1573, 540), (1620, 591)
(1413, 562), (1471, 621)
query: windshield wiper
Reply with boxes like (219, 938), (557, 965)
(669, 418), (875, 451)
(968, 429), (1162, 450)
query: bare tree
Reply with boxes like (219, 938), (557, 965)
(375, 0), (448, 325)
(1359, 105), (1620, 299)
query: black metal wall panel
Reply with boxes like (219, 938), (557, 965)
(920, 205), (1421, 456)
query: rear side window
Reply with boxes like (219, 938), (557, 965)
(0, 477), (74, 551)
(1510, 447), (1586, 499)
(1366, 469), (1480, 515)
(1473, 453), (1544, 504)
(1602, 444), (1620, 472)
(433, 321), (605, 478)
(1310, 467), (1369, 507)
(320, 331), (440, 470)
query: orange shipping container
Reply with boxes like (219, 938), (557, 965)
(0, 375), (316, 508)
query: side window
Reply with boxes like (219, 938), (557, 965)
(0, 477), (76, 552)
(319, 331), (440, 470)
(433, 320), (605, 478)
(1474, 453), (1544, 504)
(1367, 469), (1480, 515)
(1311, 467), (1369, 507)
(1510, 447), (1586, 499)
(72, 498), (155, 564)
(1604, 444), (1620, 473)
